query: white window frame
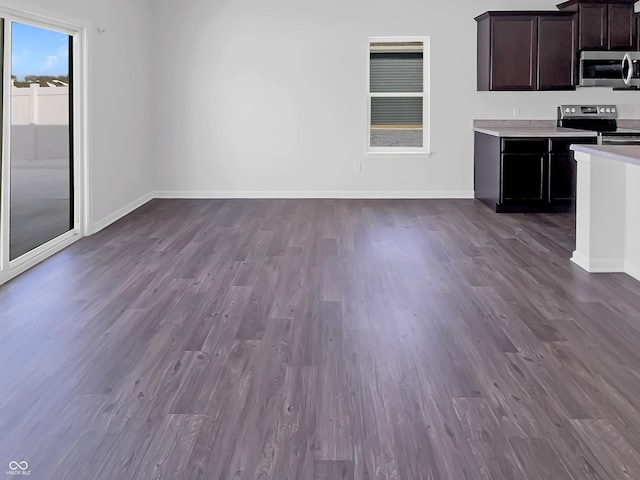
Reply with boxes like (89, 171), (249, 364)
(366, 35), (431, 157)
(0, 6), (89, 287)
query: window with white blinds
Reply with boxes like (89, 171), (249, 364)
(368, 37), (429, 153)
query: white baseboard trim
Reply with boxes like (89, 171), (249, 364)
(92, 192), (154, 234)
(571, 251), (625, 273)
(625, 260), (640, 282)
(570, 251), (589, 271)
(153, 190), (475, 200)
(88, 190), (475, 237)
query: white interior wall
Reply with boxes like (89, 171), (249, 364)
(626, 163), (640, 278)
(7, 0), (637, 219)
(2, 0), (154, 228)
(150, 0), (640, 197)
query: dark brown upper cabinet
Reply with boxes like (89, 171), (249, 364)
(578, 4), (608, 48)
(477, 13), (537, 91)
(538, 15), (578, 89)
(609, 3), (636, 48)
(557, 1), (636, 50)
(476, 12), (577, 91)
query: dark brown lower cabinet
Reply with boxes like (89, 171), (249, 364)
(549, 153), (576, 202)
(474, 132), (597, 213)
(501, 139), (547, 203)
(549, 139), (584, 204)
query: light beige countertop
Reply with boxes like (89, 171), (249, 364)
(570, 145), (640, 168)
(473, 119), (604, 138)
(473, 126), (599, 138)
(474, 119), (640, 138)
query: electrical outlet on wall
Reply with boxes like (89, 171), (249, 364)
(355, 162), (362, 173)
(512, 107), (521, 117)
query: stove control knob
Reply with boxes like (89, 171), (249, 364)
(612, 108), (617, 113)
(571, 108), (576, 113)
(600, 108), (606, 113)
(565, 108), (571, 113)
(606, 108), (611, 113)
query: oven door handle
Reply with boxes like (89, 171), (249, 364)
(623, 53), (633, 86)
(601, 136), (640, 145)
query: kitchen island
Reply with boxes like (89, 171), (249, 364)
(570, 145), (640, 281)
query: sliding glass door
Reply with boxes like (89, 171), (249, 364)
(0, 10), (84, 285)
(9, 22), (73, 260)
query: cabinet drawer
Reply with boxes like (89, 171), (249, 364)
(501, 138), (549, 154)
(550, 137), (597, 153)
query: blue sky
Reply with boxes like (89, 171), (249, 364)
(12, 22), (69, 80)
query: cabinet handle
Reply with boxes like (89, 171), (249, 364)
(548, 155), (552, 203)
(541, 155), (545, 201)
(623, 53), (633, 86)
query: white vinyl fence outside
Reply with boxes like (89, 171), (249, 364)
(11, 84), (70, 160)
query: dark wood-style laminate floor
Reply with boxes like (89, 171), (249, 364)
(1, 199), (640, 480)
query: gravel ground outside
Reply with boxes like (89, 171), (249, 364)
(370, 128), (423, 147)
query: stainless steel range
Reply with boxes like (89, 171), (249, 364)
(557, 105), (640, 145)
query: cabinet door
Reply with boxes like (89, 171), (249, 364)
(501, 154), (545, 202)
(491, 16), (538, 90)
(548, 137), (597, 204)
(538, 15), (577, 90)
(579, 4), (608, 50)
(549, 154), (575, 202)
(637, 13), (640, 51)
(608, 4), (636, 50)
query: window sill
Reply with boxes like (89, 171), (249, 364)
(366, 151), (432, 159)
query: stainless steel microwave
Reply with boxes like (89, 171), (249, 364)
(579, 51), (640, 88)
